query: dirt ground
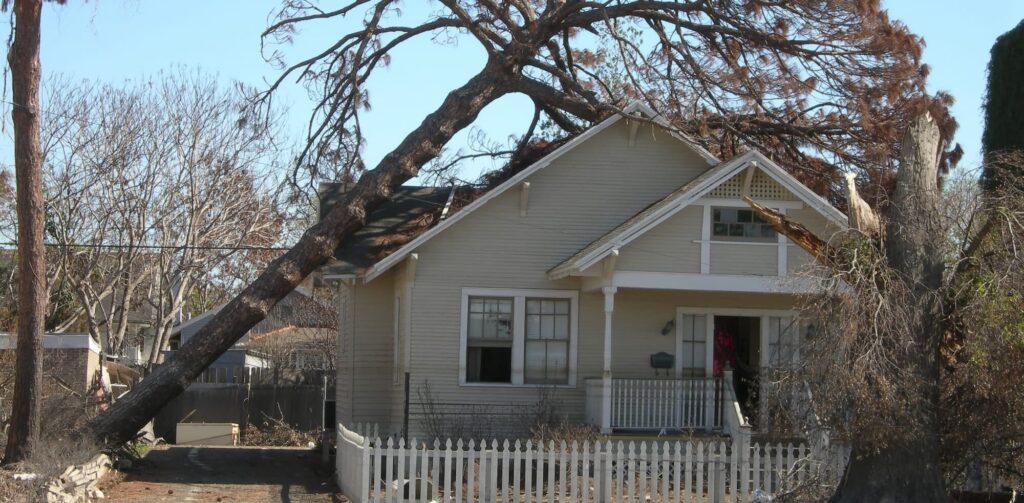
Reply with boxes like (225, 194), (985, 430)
(99, 445), (346, 502)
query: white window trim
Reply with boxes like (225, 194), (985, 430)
(700, 200), (793, 277)
(459, 288), (579, 388)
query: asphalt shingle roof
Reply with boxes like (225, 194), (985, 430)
(318, 184), (453, 276)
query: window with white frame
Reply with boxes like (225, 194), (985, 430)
(712, 207), (776, 241)
(524, 299), (570, 384)
(767, 316), (799, 367)
(461, 289), (577, 386)
(679, 313), (707, 375)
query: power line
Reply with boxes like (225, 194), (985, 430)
(0, 241), (290, 252)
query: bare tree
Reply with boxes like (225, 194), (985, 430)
(25, 73), (287, 365)
(83, 6), (953, 488)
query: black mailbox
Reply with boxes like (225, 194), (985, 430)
(650, 352), (674, 370)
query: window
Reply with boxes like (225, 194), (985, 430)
(712, 207), (776, 241)
(290, 348), (329, 370)
(524, 299), (570, 384)
(466, 297), (514, 383)
(679, 313), (707, 375)
(768, 316), (799, 367)
(461, 289), (577, 386)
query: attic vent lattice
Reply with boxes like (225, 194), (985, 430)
(709, 170), (794, 201)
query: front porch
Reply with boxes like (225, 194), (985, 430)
(581, 284), (802, 437)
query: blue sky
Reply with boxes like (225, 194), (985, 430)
(1, 1), (1022, 180)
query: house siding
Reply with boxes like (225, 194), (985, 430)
(710, 242), (778, 276)
(342, 271), (398, 428)
(616, 206), (702, 273)
(401, 121), (711, 437)
(334, 282), (354, 426)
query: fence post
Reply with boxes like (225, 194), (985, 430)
(739, 428), (751, 499)
(716, 443), (727, 503)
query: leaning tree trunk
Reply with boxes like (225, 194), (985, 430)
(3, 0), (46, 466)
(830, 113), (948, 502)
(81, 59), (514, 448)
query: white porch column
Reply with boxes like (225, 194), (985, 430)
(601, 286), (617, 434)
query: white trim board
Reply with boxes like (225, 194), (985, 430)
(0, 333), (101, 353)
(582, 271), (820, 294)
(362, 101), (719, 283)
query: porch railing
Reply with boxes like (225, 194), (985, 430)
(586, 378), (724, 432)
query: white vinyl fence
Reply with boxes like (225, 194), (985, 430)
(337, 424), (849, 503)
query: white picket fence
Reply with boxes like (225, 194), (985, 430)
(337, 424), (848, 503)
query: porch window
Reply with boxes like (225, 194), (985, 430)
(679, 313), (707, 375)
(768, 316), (799, 367)
(524, 299), (570, 384)
(461, 288), (578, 386)
(712, 207), (776, 241)
(466, 297), (514, 383)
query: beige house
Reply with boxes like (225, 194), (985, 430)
(321, 102), (846, 440)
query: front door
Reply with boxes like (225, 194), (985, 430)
(713, 315), (761, 420)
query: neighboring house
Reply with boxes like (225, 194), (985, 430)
(0, 333), (102, 424)
(166, 286), (335, 370)
(320, 102), (846, 440)
(0, 333), (101, 393)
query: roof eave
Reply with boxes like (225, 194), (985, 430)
(363, 103), (714, 283)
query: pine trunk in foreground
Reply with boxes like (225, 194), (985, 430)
(81, 61), (513, 448)
(3, 0), (46, 466)
(830, 113), (948, 502)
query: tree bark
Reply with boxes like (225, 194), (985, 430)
(3, 0), (45, 465)
(82, 59), (514, 448)
(830, 113), (948, 502)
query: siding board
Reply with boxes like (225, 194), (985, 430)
(617, 206), (702, 273)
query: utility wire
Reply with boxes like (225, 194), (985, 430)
(0, 241), (290, 251)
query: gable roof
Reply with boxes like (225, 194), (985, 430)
(547, 150), (848, 279)
(356, 101), (720, 282)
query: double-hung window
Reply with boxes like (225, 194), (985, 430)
(465, 297), (514, 383)
(461, 289), (577, 386)
(524, 299), (570, 384)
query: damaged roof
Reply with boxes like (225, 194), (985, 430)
(318, 184), (455, 276)
(317, 102), (723, 280)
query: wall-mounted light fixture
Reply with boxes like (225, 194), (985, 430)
(660, 319), (675, 336)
